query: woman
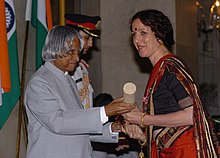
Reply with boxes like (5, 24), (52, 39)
(24, 26), (135, 158)
(122, 9), (218, 158)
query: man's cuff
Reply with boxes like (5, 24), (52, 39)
(100, 106), (108, 124)
(109, 122), (119, 134)
(109, 122), (119, 142)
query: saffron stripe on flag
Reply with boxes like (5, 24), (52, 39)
(0, 0), (10, 93)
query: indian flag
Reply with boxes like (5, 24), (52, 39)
(0, 0), (20, 129)
(25, 0), (53, 70)
(0, 75), (2, 105)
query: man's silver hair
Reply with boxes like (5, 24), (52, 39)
(42, 25), (84, 62)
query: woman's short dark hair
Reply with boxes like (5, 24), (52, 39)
(130, 9), (175, 51)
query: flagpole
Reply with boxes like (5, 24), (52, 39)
(16, 21), (29, 158)
(59, 0), (65, 25)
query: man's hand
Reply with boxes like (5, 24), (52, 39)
(111, 121), (122, 132)
(104, 97), (135, 117)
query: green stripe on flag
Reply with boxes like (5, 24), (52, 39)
(0, 32), (20, 129)
(35, 21), (47, 69)
(31, 0), (37, 27)
(31, 0), (48, 70)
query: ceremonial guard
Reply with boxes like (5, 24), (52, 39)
(65, 14), (101, 109)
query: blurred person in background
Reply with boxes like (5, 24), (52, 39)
(65, 13), (101, 109)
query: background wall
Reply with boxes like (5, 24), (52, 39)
(100, 0), (176, 105)
(0, 0), (198, 158)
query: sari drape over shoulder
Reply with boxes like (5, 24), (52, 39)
(142, 54), (219, 158)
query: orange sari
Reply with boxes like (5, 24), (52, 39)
(152, 127), (196, 158)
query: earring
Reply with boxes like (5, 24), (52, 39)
(157, 39), (163, 45)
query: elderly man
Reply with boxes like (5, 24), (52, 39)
(24, 26), (135, 158)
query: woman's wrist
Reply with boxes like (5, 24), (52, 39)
(140, 112), (148, 128)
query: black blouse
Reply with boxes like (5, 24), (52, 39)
(153, 68), (193, 115)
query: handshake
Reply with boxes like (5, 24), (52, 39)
(104, 82), (147, 144)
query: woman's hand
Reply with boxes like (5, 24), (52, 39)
(124, 106), (194, 127)
(122, 106), (144, 126)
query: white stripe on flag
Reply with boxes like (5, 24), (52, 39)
(5, 0), (15, 40)
(0, 73), (2, 106)
(25, 0), (32, 21)
(38, 1), (47, 30)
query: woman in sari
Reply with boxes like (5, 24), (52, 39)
(122, 9), (219, 158)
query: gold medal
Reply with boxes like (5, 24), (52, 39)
(79, 73), (90, 108)
(138, 140), (147, 158)
(139, 150), (144, 158)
